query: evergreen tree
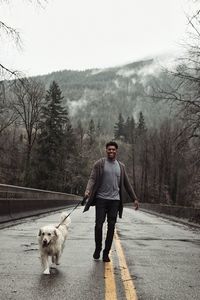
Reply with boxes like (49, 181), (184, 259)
(77, 120), (84, 149)
(96, 119), (102, 136)
(34, 81), (73, 191)
(136, 111), (148, 201)
(124, 116), (137, 190)
(88, 119), (95, 145)
(114, 113), (125, 140)
(124, 116), (136, 143)
(137, 111), (146, 137)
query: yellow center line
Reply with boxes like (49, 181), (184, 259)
(114, 230), (138, 300)
(104, 254), (117, 300)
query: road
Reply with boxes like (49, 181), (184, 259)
(0, 206), (199, 300)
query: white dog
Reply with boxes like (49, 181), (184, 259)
(38, 212), (71, 275)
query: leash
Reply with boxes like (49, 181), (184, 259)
(56, 196), (88, 228)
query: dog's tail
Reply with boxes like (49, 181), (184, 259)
(59, 212), (71, 227)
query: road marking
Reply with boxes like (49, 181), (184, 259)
(104, 254), (117, 300)
(114, 231), (138, 300)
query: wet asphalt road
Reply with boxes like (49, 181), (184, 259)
(0, 206), (199, 300)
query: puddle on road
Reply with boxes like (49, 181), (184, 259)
(21, 242), (38, 252)
(24, 248), (38, 252)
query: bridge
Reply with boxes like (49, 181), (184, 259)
(0, 184), (199, 300)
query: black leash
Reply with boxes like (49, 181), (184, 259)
(56, 196), (88, 228)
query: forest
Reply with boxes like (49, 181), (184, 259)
(0, 2), (200, 208)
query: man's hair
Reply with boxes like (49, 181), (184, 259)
(106, 141), (118, 149)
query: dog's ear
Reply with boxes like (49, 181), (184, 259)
(54, 229), (58, 237)
(38, 229), (42, 236)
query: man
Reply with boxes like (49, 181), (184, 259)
(83, 141), (139, 262)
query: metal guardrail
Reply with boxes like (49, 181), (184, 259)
(138, 203), (200, 224)
(0, 183), (80, 199)
(0, 184), (81, 223)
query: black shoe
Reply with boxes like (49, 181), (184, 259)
(103, 251), (110, 262)
(93, 249), (101, 260)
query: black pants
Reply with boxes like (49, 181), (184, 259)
(95, 198), (120, 254)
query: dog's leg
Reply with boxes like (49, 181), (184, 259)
(55, 252), (61, 265)
(41, 254), (50, 275)
(52, 256), (55, 264)
(51, 256), (56, 269)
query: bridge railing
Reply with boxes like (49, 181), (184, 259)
(0, 184), (81, 223)
(125, 202), (200, 224)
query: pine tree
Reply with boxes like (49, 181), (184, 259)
(114, 113), (125, 140)
(124, 116), (137, 190)
(124, 116), (136, 143)
(96, 119), (102, 136)
(77, 120), (84, 149)
(34, 81), (73, 191)
(137, 111), (148, 202)
(88, 119), (95, 145)
(137, 111), (146, 137)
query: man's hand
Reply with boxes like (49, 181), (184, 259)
(84, 190), (90, 198)
(134, 199), (139, 210)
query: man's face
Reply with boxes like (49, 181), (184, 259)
(106, 146), (117, 160)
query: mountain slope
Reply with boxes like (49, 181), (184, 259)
(34, 57), (175, 133)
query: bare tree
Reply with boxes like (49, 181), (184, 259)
(11, 78), (45, 185)
(149, 18), (200, 207)
(151, 3), (200, 142)
(0, 81), (18, 134)
(0, 0), (48, 78)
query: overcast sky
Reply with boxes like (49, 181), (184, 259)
(0, 0), (190, 76)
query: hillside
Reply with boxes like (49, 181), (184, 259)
(34, 56), (175, 134)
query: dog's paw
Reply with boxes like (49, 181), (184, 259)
(51, 263), (57, 269)
(43, 269), (50, 275)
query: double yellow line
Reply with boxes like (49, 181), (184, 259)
(104, 230), (138, 300)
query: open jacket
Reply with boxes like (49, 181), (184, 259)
(83, 158), (137, 218)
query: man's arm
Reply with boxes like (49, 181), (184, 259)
(124, 167), (139, 210)
(84, 163), (97, 197)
